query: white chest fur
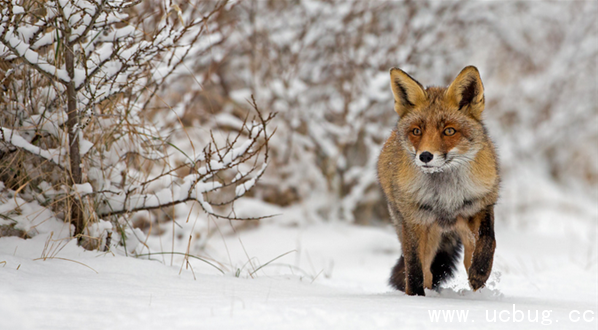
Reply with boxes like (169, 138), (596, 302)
(408, 164), (488, 215)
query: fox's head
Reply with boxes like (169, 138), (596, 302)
(390, 66), (487, 174)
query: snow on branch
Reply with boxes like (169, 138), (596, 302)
(96, 97), (276, 221)
(0, 127), (66, 168)
(0, 29), (71, 84)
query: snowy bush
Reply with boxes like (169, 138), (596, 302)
(0, 0), (273, 251)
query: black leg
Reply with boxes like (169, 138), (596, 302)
(431, 233), (462, 289)
(468, 205), (496, 290)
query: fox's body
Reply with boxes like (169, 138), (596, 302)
(377, 66), (499, 296)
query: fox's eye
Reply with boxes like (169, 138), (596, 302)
(412, 128), (421, 136)
(444, 127), (456, 136)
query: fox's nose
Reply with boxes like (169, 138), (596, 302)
(419, 151), (433, 163)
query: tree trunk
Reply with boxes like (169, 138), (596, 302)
(64, 41), (83, 236)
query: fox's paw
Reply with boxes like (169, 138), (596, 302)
(468, 268), (490, 291)
(405, 286), (425, 296)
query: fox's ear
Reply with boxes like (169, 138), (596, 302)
(446, 66), (485, 119)
(390, 68), (427, 117)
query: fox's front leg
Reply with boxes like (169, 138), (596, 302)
(401, 221), (425, 296)
(468, 205), (496, 291)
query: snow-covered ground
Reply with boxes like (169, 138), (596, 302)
(1, 212), (596, 329)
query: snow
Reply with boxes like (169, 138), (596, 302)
(73, 183), (93, 195)
(1, 220), (596, 330)
(12, 5), (24, 15)
(1, 127), (65, 167)
(234, 163), (267, 197)
(222, 139), (252, 165)
(0, 197), (68, 236)
(215, 113), (245, 131)
(79, 136), (93, 156)
(16, 25), (36, 43)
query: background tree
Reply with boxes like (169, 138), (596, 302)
(163, 0), (596, 226)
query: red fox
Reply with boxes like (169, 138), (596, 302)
(377, 66), (499, 296)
